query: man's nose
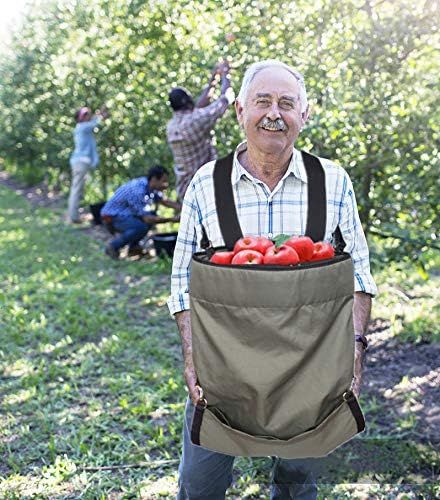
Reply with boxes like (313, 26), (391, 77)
(266, 103), (281, 121)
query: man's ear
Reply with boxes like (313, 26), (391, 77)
(301, 104), (311, 125)
(235, 99), (244, 127)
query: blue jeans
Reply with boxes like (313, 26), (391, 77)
(110, 215), (151, 250)
(177, 399), (318, 500)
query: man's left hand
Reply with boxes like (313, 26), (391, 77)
(352, 342), (366, 399)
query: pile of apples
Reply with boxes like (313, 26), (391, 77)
(210, 235), (335, 266)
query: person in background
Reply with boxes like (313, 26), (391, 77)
(101, 165), (181, 259)
(167, 61), (234, 202)
(67, 106), (109, 223)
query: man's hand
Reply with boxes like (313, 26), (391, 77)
(184, 360), (201, 405)
(159, 198), (182, 211)
(217, 60), (230, 74)
(97, 106), (110, 119)
(352, 342), (366, 399)
(175, 311), (201, 405)
(212, 63), (221, 78)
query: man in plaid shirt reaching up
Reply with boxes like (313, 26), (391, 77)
(166, 61), (234, 202)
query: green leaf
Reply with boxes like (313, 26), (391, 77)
(273, 234), (291, 247)
(416, 262), (429, 281)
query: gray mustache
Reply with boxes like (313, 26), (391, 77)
(259, 117), (287, 131)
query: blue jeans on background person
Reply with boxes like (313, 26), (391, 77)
(177, 398), (319, 500)
(109, 215), (151, 250)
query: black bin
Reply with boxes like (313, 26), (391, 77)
(153, 232), (178, 258)
(90, 201), (106, 225)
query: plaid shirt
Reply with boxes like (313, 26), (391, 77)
(166, 96), (229, 200)
(101, 177), (163, 218)
(167, 142), (377, 315)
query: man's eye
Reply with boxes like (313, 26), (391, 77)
(256, 99), (271, 106)
(280, 100), (295, 109)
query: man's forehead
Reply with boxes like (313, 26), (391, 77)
(247, 68), (300, 97)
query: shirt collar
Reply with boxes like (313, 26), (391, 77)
(174, 109), (193, 116)
(231, 142), (308, 186)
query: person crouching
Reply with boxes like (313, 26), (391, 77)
(101, 165), (181, 259)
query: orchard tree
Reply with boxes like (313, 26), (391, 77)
(0, 0), (437, 265)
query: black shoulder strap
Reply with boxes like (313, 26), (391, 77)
(332, 226), (346, 253)
(302, 151), (346, 248)
(302, 151), (327, 242)
(213, 153), (243, 250)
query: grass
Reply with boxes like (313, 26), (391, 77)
(371, 256), (440, 344)
(0, 184), (438, 498)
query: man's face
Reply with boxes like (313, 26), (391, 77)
(235, 68), (307, 155)
(151, 174), (169, 192)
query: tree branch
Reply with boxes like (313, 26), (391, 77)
(369, 228), (440, 250)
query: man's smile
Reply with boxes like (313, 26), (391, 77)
(258, 117), (287, 132)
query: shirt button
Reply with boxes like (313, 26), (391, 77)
(268, 233), (273, 239)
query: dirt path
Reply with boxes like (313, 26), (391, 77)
(1, 171), (439, 447)
(0, 170), (134, 252)
(0, 171), (66, 209)
(364, 318), (439, 443)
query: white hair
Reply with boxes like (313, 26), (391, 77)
(237, 60), (308, 113)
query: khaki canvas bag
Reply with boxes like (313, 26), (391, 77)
(189, 151), (365, 459)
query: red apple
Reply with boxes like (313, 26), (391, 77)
(233, 236), (274, 255)
(310, 242), (335, 261)
(231, 249), (264, 265)
(284, 236), (315, 262)
(263, 245), (300, 266)
(233, 236), (260, 254)
(256, 236), (275, 254)
(210, 251), (235, 265)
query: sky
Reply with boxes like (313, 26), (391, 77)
(0, 0), (29, 44)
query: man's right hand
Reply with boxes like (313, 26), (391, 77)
(184, 361), (201, 405)
(175, 310), (201, 406)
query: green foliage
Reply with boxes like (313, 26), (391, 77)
(400, 309), (440, 344)
(372, 253), (440, 344)
(0, 0), (438, 264)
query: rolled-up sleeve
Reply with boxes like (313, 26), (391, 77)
(167, 181), (199, 315)
(339, 174), (378, 296)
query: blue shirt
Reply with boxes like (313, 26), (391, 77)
(70, 117), (101, 168)
(101, 177), (163, 218)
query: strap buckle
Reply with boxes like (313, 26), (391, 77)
(343, 390), (354, 402)
(196, 385), (207, 408)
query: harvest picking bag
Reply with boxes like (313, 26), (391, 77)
(189, 151), (365, 458)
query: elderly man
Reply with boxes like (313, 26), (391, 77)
(166, 61), (233, 202)
(167, 60), (377, 499)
